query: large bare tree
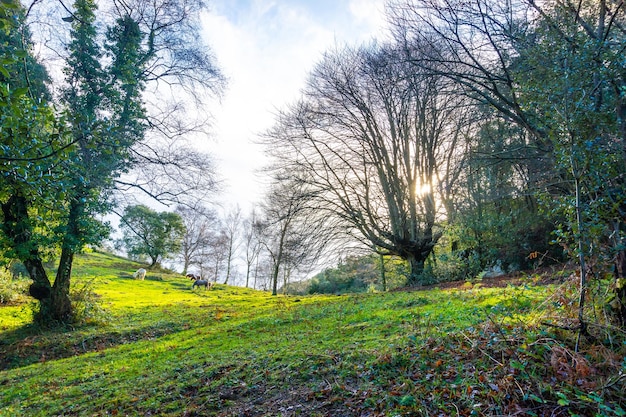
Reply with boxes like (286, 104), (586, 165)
(264, 43), (470, 285)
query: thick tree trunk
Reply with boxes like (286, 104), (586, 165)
(50, 197), (85, 322)
(52, 246), (74, 322)
(1, 193), (53, 312)
(406, 255), (426, 286)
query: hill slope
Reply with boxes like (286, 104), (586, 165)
(0, 252), (624, 416)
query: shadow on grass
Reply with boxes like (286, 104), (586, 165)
(0, 306), (211, 372)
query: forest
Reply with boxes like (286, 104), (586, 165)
(0, 0), (625, 415)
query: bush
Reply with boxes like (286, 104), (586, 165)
(70, 278), (109, 325)
(421, 249), (484, 284)
(308, 271), (366, 294)
(0, 267), (31, 305)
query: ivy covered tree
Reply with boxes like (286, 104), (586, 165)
(45, 0), (148, 320)
(0, 0), (72, 320)
(119, 205), (185, 267)
(0, 0), (222, 324)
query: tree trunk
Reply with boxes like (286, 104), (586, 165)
(612, 219), (626, 327)
(379, 252), (387, 292)
(615, 249), (626, 327)
(224, 245), (233, 285)
(50, 197), (85, 323)
(52, 246), (74, 322)
(573, 175), (590, 348)
(253, 256), (259, 290)
(406, 255), (425, 287)
(271, 260), (280, 296)
(1, 193), (53, 313)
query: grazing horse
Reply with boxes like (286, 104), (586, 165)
(192, 279), (213, 290)
(133, 268), (147, 280)
(186, 273), (201, 280)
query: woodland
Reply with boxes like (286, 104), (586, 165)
(0, 0), (626, 415)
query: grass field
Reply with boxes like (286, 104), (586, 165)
(0, 252), (624, 416)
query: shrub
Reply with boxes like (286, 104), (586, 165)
(70, 278), (110, 325)
(0, 267), (31, 305)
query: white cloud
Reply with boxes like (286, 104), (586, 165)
(349, 0), (386, 22)
(199, 1), (388, 211)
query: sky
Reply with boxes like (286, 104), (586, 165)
(199, 0), (389, 212)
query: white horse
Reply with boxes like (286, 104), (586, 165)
(133, 268), (147, 280)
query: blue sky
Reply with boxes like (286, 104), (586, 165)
(199, 0), (388, 211)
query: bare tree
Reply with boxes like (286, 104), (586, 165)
(264, 42), (470, 285)
(255, 175), (331, 295)
(242, 209), (262, 288)
(176, 204), (218, 276)
(198, 226), (229, 283)
(221, 205), (242, 285)
(388, 0), (545, 141)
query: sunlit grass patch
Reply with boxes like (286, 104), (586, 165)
(1, 252), (623, 416)
(0, 305), (33, 332)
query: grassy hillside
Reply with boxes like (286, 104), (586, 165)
(0, 252), (624, 416)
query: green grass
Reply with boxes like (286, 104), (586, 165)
(0, 252), (624, 416)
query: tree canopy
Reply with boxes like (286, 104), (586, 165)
(119, 205), (185, 267)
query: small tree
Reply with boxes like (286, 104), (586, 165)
(255, 174), (331, 295)
(199, 228), (229, 283)
(242, 210), (262, 288)
(176, 205), (218, 276)
(119, 205), (185, 267)
(221, 205), (242, 285)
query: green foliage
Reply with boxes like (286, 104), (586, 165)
(69, 277), (109, 326)
(0, 267), (29, 305)
(0, 1), (63, 208)
(308, 258), (371, 294)
(0, 0), (50, 99)
(513, 1), (626, 327)
(306, 255), (408, 295)
(119, 205), (186, 267)
(450, 113), (564, 276)
(426, 210), (563, 284)
(56, 0), (148, 253)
